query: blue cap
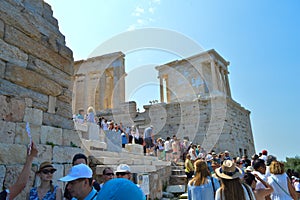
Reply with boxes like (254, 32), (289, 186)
(96, 178), (145, 200)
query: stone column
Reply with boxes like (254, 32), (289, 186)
(113, 66), (120, 108)
(99, 71), (106, 110)
(119, 58), (126, 104)
(224, 70), (231, 97)
(210, 60), (218, 93)
(159, 75), (164, 103)
(219, 67), (226, 94)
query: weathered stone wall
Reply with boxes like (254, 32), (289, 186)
(0, 0), (82, 199)
(99, 96), (255, 158)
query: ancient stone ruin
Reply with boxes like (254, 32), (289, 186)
(0, 0), (255, 199)
(75, 51), (255, 156)
(0, 1), (170, 199)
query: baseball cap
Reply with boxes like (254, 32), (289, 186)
(116, 164), (131, 173)
(59, 163), (92, 182)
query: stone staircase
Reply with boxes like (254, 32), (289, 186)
(164, 162), (187, 199)
(77, 123), (174, 199)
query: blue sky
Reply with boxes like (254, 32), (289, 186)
(45, 0), (300, 161)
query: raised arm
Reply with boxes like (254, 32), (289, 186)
(9, 142), (38, 200)
(254, 174), (274, 197)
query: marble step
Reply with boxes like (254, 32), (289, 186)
(169, 175), (187, 185)
(166, 185), (186, 194)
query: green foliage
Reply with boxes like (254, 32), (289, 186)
(284, 156), (300, 174)
(46, 141), (58, 147)
(70, 141), (80, 148)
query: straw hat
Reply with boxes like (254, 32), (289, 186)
(215, 160), (242, 179)
(37, 161), (56, 173)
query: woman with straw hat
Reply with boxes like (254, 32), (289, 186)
(29, 162), (62, 200)
(215, 160), (255, 200)
(187, 160), (220, 200)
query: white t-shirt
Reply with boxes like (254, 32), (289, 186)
(267, 173), (293, 200)
(215, 184), (255, 200)
(164, 141), (172, 151)
(294, 181), (300, 192)
(252, 171), (268, 190)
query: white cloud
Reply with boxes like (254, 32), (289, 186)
(128, 1), (160, 31)
(149, 7), (155, 14)
(132, 6), (145, 16)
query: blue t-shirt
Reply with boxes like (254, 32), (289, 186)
(188, 176), (220, 200)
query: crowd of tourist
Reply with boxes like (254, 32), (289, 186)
(2, 139), (300, 199)
(185, 149), (300, 200)
(68, 108), (300, 199)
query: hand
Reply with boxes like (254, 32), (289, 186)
(28, 142), (38, 158)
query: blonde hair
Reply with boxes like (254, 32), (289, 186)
(87, 106), (95, 113)
(189, 160), (210, 186)
(269, 161), (285, 174)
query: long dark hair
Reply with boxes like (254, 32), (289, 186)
(219, 178), (246, 200)
(243, 172), (255, 187)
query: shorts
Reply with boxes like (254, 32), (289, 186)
(144, 137), (154, 148)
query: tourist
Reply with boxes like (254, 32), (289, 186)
(187, 160), (220, 200)
(86, 106), (96, 123)
(100, 167), (114, 189)
(96, 178), (145, 200)
(188, 145), (197, 163)
(64, 153), (100, 199)
(171, 137), (180, 163)
(260, 150), (268, 162)
(212, 152), (221, 165)
(115, 164), (146, 199)
(164, 137), (173, 161)
(252, 158), (269, 197)
(206, 154), (214, 174)
(0, 142), (38, 200)
(156, 137), (165, 160)
(251, 154), (259, 166)
(241, 155), (251, 168)
(143, 125), (154, 155)
(115, 164), (132, 180)
(265, 155), (277, 178)
(181, 139), (189, 161)
(102, 119), (108, 131)
(185, 154), (194, 180)
(131, 125), (139, 144)
(292, 176), (300, 197)
(223, 150), (231, 161)
(59, 164), (98, 200)
(121, 131), (128, 148)
(29, 162), (62, 200)
(76, 109), (85, 123)
(215, 160), (255, 200)
(267, 161), (298, 200)
(243, 172), (274, 200)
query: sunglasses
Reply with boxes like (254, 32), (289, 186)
(104, 173), (114, 176)
(41, 169), (56, 174)
(116, 172), (130, 176)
